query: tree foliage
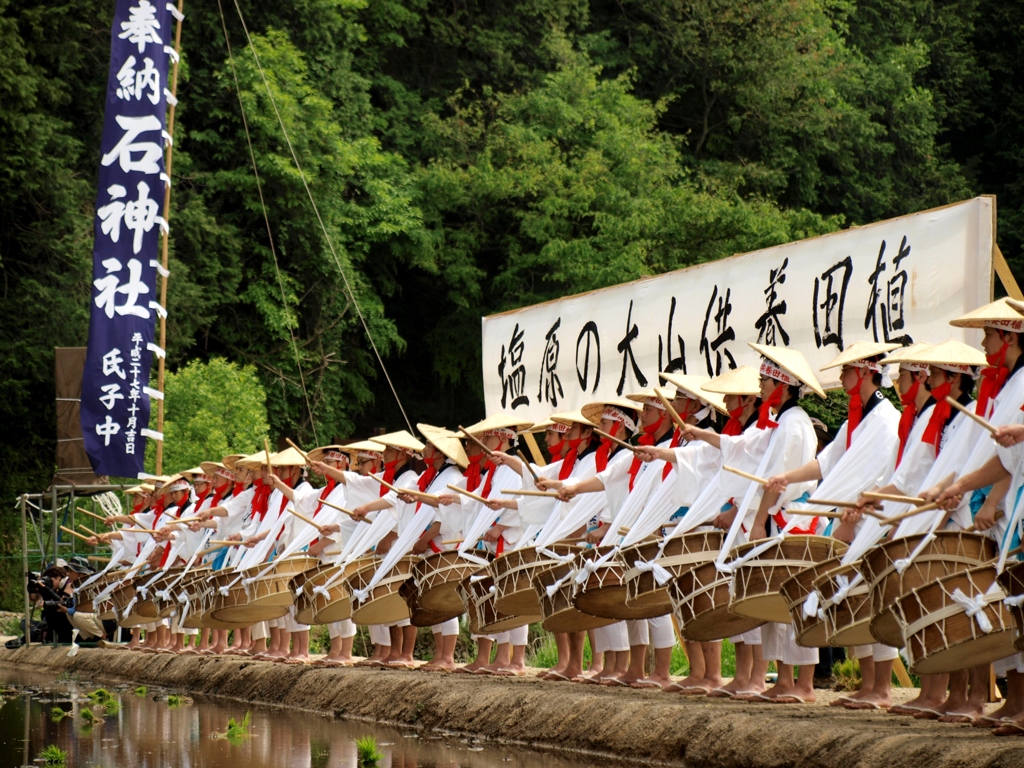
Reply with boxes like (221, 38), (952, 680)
(1, 0), (1022, 510)
(144, 359), (270, 473)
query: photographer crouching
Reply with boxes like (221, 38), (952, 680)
(28, 559), (106, 644)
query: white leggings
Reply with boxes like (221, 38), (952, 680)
(762, 622), (818, 666)
(994, 653), (1024, 676)
(472, 625), (528, 645)
(729, 627), (762, 645)
(250, 621), (269, 641)
(853, 643), (899, 662)
(593, 622), (629, 653)
(431, 618), (460, 637)
(369, 624), (390, 645)
(626, 616), (674, 649)
(328, 619), (356, 639)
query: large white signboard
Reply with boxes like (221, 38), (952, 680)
(482, 197), (995, 420)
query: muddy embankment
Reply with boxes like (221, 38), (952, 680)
(4, 644), (1024, 767)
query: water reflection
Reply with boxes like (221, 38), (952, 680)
(0, 667), (605, 768)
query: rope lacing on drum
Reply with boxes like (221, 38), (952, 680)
(895, 532), (937, 574)
(632, 559), (672, 586)
(949, 584), (1000, 633)
(176, 590), (191, 626)
(573, 548), (618, 586)
(717, 533), (784, 575)
(457, 551), (490, 567)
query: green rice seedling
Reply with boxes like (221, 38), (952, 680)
(356, 735), (383, 766)
(39, 745), (67, 766)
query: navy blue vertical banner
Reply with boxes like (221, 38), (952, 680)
(81, 0), (175, 477)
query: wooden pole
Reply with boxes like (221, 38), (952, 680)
(458, 426), (496, 457)
(21, 495), (30, 648)
(722, 465), (770, 486)
(285, 437), (310, 461)
(522, 432), (547, 467)
(516, 449), (542, 482)
(945, 396), (998, 434)
(154, 0), (186, 476)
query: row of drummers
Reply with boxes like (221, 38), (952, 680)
(75, 297), (1024, 728)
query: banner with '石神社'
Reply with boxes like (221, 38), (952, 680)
(81, 0), (177, 477)
(481, 197), (996, 422)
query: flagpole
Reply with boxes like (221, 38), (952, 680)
(154, 0), (185, 476)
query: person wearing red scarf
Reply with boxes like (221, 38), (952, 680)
(893, 362), (930, 466)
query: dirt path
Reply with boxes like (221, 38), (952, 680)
(4, 644), (1024, 767)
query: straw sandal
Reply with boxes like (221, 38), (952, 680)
(768, 694), (814, 704)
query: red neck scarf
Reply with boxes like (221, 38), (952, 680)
(131, 500), (146, 515)
(895, 379), (921, 466)
(628, 413), (666, 490)
(232, 481), (245, 497)
(251, 478), (272, 521)
(845, 371), (865, 448)
(662, 428), (684, 480)
(210, 482), (230, 508)
(380, 459), (399, 497)
(314, 478), (337, 515)
(977, 341), (1010, 418)
(480, 460), (497, 498)
(722, 405), (745, 436)
(416, 464), (441, 511)
(595, 424), (623, 473)
(921, 381), (953, 454)
(757, 383), (785, 429)
(558, 436), (586, 481)
(150, 497), (166, 527)
(465, 454), (484, 493)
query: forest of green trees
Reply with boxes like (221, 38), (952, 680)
(3, 0), (1024, 506)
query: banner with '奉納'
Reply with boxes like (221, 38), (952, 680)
(482, 197), (995, 421)
(81, 0), (177, 477)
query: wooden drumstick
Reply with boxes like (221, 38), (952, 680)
(447, 484), (490, 504)
(206, 540), (242, 547)
(87, 556), (111, 563)
(120, 528), (156, 535)
(723, 465), (770, 486)
(593, 428), (640, 452)
(655, 387), (689, 432)
(77, 506), (112, 525)
(375, 476), (439, 502)
(863, 491), (926, 506)
(516, 449), (542, 482)
(263, 437), (274, 475)
(78, 523), (99, 537)
(316, 496), (370, 523)
(501, 489), (561, 498)
(459, 426), (496, 457)
(287, 506), (320, 528)
(441, 539), (464, 546)
(285, 437), (311, 461)
(60, 525), (93, 543)
(880, 501), (940, 526)
(946, 396), (998, 435)
(806, 499), (887, 521)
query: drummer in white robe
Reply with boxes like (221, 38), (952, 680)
(348, 425), (468, 669)
(313, 439), (394, 665)
(300, 444), (358, 666)
(642, 366), (767, 697)
(454, 413), (534, 676)
(766, 342), (902, 709)
(239, 447), (312, 662)
(497, 412), (601, 681)
(728, 344), (822, 704)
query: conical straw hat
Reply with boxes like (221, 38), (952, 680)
(181, 466), (212, 482)
(701, 366), (761, 396)
(124, 485), (153, 496)
(464, 413), (535, 436)
(269, 447), (307, 467)
(549, 410), (597, 429)
(820, 341), (900, 371)
(580, 397), (641, 427)
(235, 449), (272, 470)
(659, 372), (728, 415)
(749, 342), (826, 398)
(896, 338), (987, 369)
(417, 423), (469, 468)
(221, 454), (247, 470)
(374, 430), (426, 454)
(306, 444), (347, 464)
(153, 473), (189, 497)
(337, 440), (387, 459)
(880, 342), (933, 368)
(523, 418), (568, 434)
(950, 297), (1024, 332)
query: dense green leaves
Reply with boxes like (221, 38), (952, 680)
(1, 0), (1023, 511)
